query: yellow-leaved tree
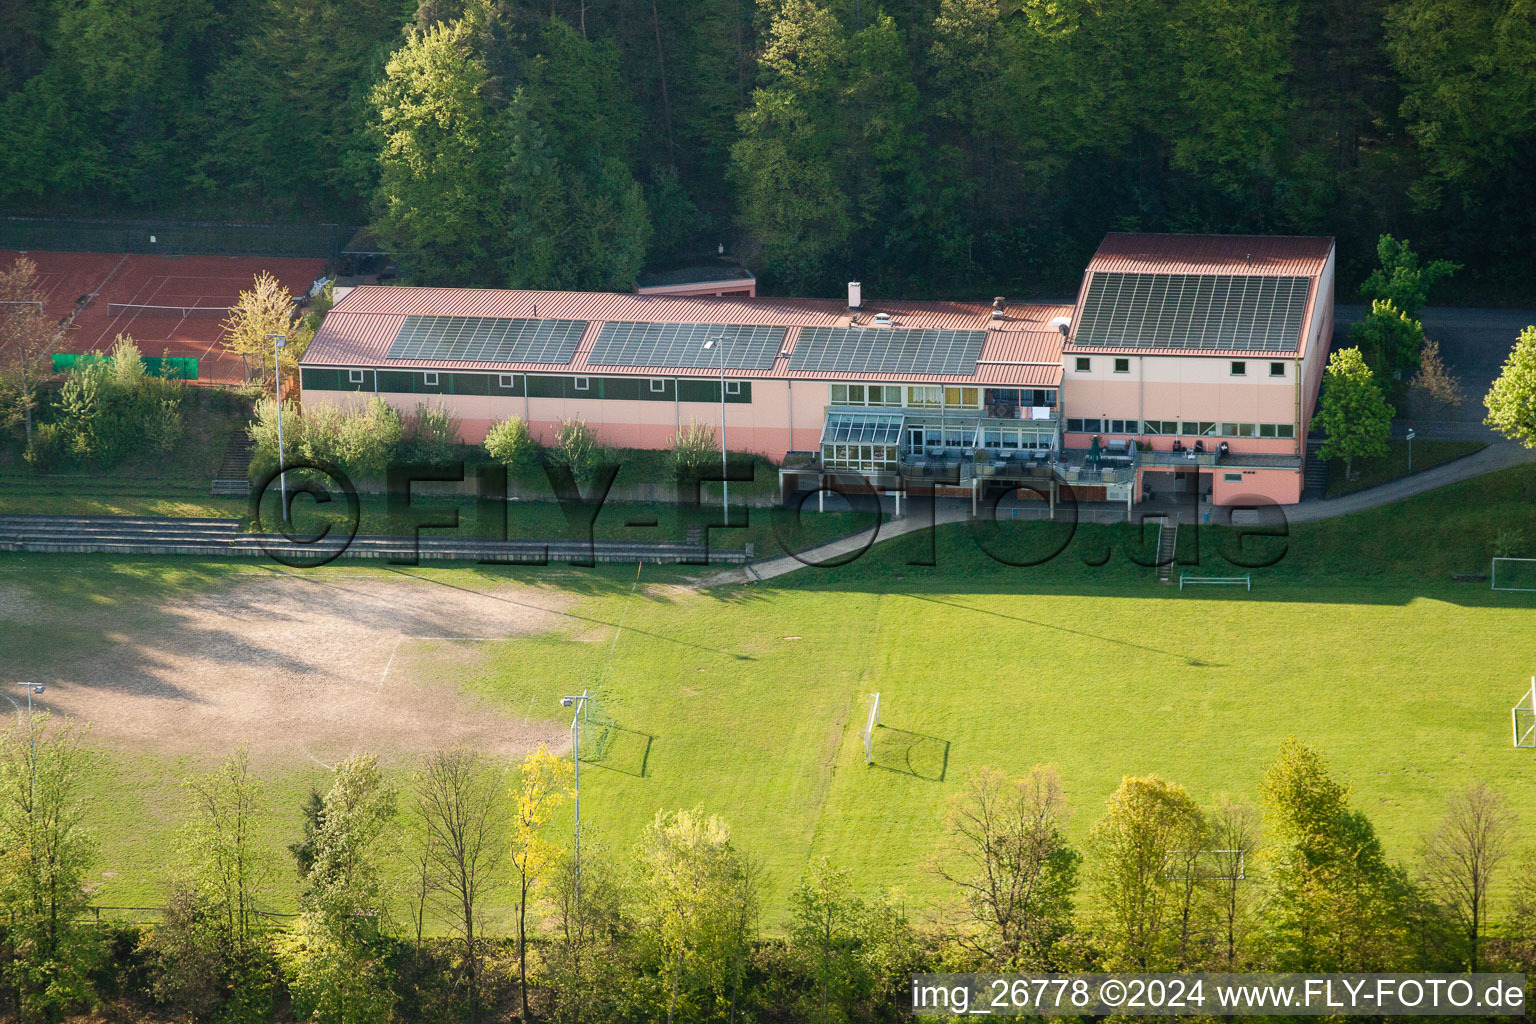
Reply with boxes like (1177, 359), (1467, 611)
(220, 272), (312, 392)
(510, 743), (574, 1018)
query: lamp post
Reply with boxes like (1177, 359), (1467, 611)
(1406, 427), (1416, 473)
(701, 337), (729, 525)
(560, 691), (591, 901)
(13, 682), (43, 809)
(265, 334), (289, 522)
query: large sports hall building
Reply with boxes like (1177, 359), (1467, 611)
(300, 233), (1335, 509)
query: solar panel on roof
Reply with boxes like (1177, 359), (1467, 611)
(588, 322), (786, 369)
(1073, 273), (1311, 352)
(789, 328), (986, 375)
(386, 316), (587, 364)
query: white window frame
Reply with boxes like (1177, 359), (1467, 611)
(725, 380), (741, 396)
(1075, 357), (1091, 372)
(649, 377), (666, 393)
(1114, 358), (1130, 373)
(573, 376), (589, 391)
(1224, 472), (1243, 482)
(1269, 361), (1286, 377)
(423, 371), (439, 386)
(348, 369), (365, 384)
(498, 373), (515, 388)
(1230, 361), (1247, 376)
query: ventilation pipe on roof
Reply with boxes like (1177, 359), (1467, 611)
(872, 312), (892, 326)
(847, 281), (862, 310)
(992, 296), (1006, 320)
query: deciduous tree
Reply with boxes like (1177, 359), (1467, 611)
(1484, 326), (1536, 448)
(932, 766), (1079, 970)
(0, 256), (57, 444)
(1422, 783), (1515, 971)
(509, 743), (573, 1018)
(1312, 347), (1393, 479)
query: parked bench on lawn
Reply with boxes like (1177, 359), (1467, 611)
(1179, 573), (1251, 591)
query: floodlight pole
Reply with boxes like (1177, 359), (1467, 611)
(560, 691), (591, 902)
(13, 682), (43, 811)
(266, 334), (289, 522)
(703, 336), (729, 525)
(1406, 427), (1416, 473)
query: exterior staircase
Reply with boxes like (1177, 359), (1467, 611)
(1152, 516), (1177, 583)
(1303, 437), (1329, 498)
(211, 434), (255, 497)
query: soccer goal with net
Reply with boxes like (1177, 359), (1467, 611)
(861, 692), (881, 765)
(1492, 558), (1536, 592)
(1513, 678), (1536, 749)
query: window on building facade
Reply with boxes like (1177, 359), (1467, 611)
(1075, 357), (1091, 372)
(349, 369), (365, 384)
(1224, 472), (1243, 482)
(725, 380), (741, 395)
(820, 443), (899, 472)
(1114, 358), (1130, 373)
(498, 373), (515, 388)
(423, 372), (439, 386)
(649, 378), (665, 392)
(573, 377), (589, 391)
(1230, 361), (1246, 376)
(1270, 361), (1286, 377)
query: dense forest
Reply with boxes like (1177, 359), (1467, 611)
(0, 0), (1531, 299)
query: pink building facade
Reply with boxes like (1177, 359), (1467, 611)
(300, 233), (1334, 510)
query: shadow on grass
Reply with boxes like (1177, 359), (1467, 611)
(869, 725), (949, 782)
(584, 722), (653, 778)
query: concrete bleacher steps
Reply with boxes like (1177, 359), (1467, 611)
(0, 514), (745, 564)
(1153, 516), (1177, 583)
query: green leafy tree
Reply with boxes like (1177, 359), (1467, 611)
(1359, 235), (1460, 317)
(279, 755), (398, 1024)
(1087, 775), (1208, 970)
(371, 21), (509, 286)
(1483, 326), (1536, 448)
(931, 766), (1079, 970)
(1350, 299), (1425, 377)
(636, 808), (760, 1024)
(0, 715), (98, 1023)
(1259, 739), (1414, 970)
(548, 417), (608, 486)
(786, 859), (916, 1023)
(1312, 347), (1393, 479)
(484, 415), (541, 475)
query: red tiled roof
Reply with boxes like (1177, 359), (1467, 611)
(304, 285), (1071, 387)
(1085, 232), (1334, 277)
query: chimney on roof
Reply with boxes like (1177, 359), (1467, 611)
(847, 281), (862, 310)
(992, 296), (1006, 321)
(1245, 252), (1253, 265)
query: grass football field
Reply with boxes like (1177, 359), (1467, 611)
(2, 465), (1535, 930)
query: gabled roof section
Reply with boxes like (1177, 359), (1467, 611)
(1067, 233), (1334, 357)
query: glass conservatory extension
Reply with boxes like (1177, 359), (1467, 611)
(818, 409), (1058, 473)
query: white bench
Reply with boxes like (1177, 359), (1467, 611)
(1179, 573), (1251, 591)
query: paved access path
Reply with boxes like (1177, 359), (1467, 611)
(710, 441), (1536, 584)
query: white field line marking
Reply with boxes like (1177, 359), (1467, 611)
(346, 636), (505, 761)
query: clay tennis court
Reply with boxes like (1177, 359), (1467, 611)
(0, 570), (574, 767)
(2, 250), (327, 384)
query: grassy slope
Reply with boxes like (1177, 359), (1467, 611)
(7, 465), (1536, 929)
(1325, 438), (1487, 497)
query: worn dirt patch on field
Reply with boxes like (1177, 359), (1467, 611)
(10, 574), (571, 765)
